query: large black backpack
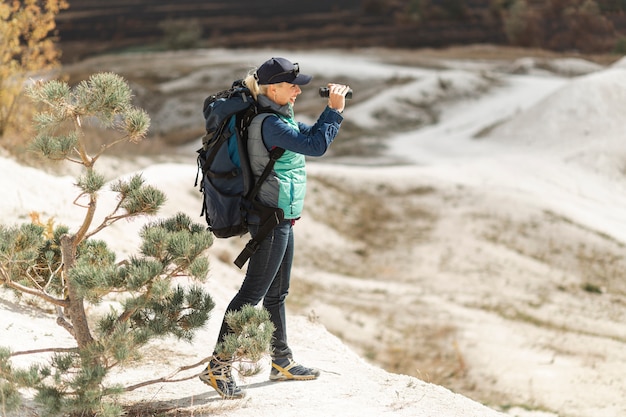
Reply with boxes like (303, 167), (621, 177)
(195, 80), (284, 268)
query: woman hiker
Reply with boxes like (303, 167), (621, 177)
(199, 57), (350, 399)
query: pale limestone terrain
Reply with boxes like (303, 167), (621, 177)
(3, 47), (626, 417)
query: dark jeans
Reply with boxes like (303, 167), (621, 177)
(215, 220), (294, 360)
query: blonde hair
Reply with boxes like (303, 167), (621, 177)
(243, 70), (269, 100)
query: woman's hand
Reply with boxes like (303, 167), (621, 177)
(327, 83), (350, 113)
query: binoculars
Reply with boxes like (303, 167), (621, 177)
(319, 87), (353, 99)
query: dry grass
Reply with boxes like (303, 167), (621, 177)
(480, 209), (626, 296)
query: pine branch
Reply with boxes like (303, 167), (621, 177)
(56, 306), (75, 338)
(116, 292), (150, 325)
(73, 115), (93, 168)
(83, 187), (128, 240)
(56, 316), (75, 337)
(85, 179), (166, 240)
(122, 356), (212, 392)
(0, 275), (68, 307)
(92, 135), (131, 163)
(73, 193), (97, 246)
(84, 212), (136, 240)
(10, 347), (77, 357)
(42, 263), (64, 294)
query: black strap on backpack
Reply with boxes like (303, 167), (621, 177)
(233, 145), (285, 269)
(230, 110), (285, 269)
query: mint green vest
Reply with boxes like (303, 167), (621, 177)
(248, 113), (307, 219)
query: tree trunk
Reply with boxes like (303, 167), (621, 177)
(60, 234), (94, 349)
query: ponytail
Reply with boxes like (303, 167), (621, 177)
(243, 69), (269, 100)
(243, 72), (260, 99)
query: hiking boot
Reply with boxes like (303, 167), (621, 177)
(199, 358), (246, 399)
(269, 358), (320, 381)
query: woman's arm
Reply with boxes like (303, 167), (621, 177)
(262, 107), (343, 157)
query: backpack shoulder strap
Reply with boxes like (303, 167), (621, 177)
(233, 112), (285, 269)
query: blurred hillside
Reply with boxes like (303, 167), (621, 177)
(56, 0), (504, 61)
(56, 0), (626, 62)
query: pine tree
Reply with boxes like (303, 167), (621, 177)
(0, 73), (272, 417)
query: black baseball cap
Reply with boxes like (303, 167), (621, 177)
(255, 57), (312, 85)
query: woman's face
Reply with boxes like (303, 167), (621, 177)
(269, 82), (302, 106)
